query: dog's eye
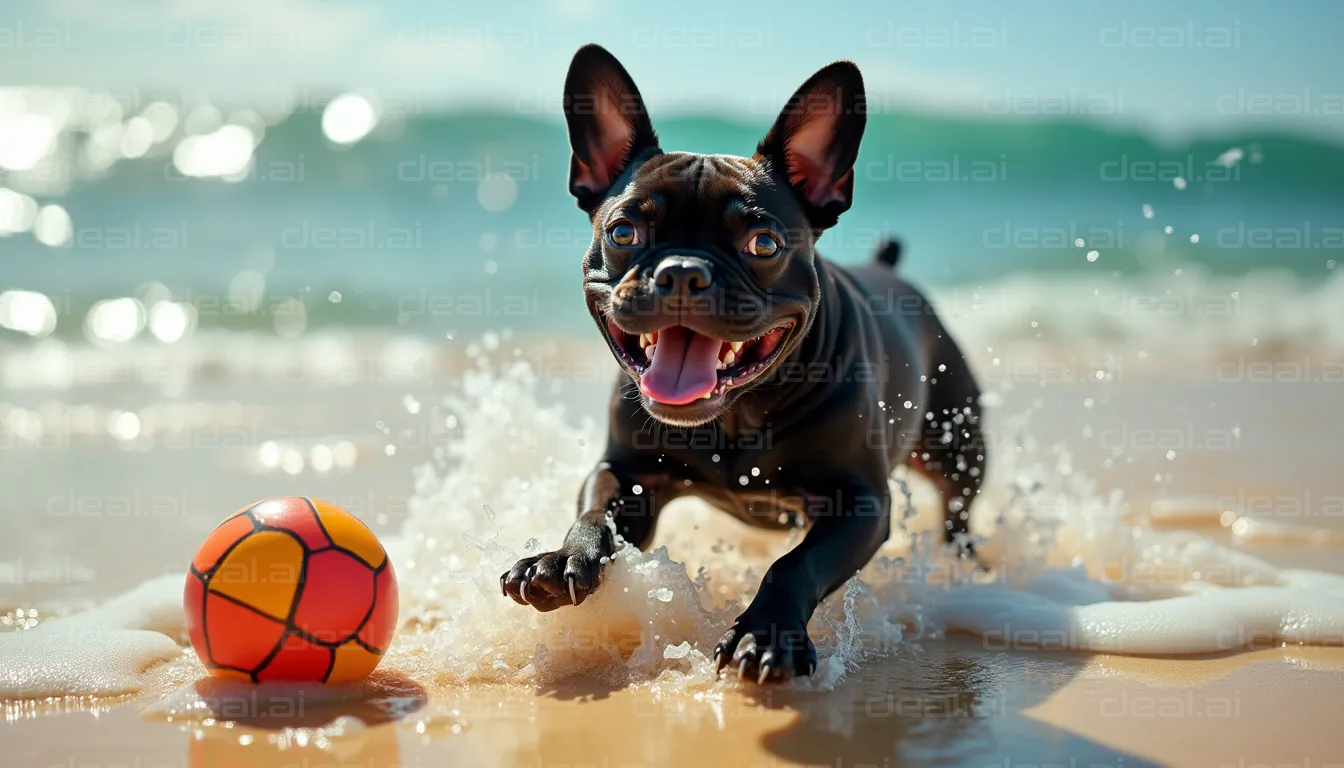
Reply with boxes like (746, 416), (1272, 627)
(745, 231), (782, 258)
(606, 220), (640, 248)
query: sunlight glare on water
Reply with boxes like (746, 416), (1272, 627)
(172, 124), (256, 179)
(0, 290), (57, 337)
(0, 113), (56, 171)
(146, 301), (195, 343)
(322, 94), (378, 145)
(84, 297), (146, 344)
(0, 188), (39, 234)
(32, 204), (71, 247)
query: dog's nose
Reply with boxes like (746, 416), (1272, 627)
(653, 256), (713, 296)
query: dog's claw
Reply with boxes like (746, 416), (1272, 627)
(520, 581), (529, 605)
(757, 662), (772, 685)
(567, 574), (578, 605)
(715, 615), (815, 685)
(500, 574), (507, 597)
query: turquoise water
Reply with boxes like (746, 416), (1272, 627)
(5, 106), (1343, 335)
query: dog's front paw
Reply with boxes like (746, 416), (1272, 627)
(499, 549), (602, 612)
(713, 610), (817, 684)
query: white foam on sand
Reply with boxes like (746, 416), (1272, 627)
(7, 332), (1344, 701)
(0, 629), (179, 698)
(0, 574), (185, 698)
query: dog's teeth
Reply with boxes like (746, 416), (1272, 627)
(645, 343), (656, 359)
(722, 349), (736, 367)
(639, 334), (649, 349)
(716, 358), (726, 370)
(730, 341), (744, 354)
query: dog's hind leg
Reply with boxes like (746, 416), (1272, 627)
(907, 350), (987, 552)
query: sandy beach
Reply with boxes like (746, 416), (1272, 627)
(8, 636), (1344, 766)
(6, 327), (1344, 768)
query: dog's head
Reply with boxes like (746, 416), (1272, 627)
(564, 44), (866, 427)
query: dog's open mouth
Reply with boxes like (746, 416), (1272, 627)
(603, 320), (794, 406)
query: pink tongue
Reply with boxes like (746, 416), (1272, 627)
(640, 326), (721, 405)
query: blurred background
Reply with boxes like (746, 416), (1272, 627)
(3, 0), (1344, 601)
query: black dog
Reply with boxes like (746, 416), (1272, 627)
(502, 45), (985, 683)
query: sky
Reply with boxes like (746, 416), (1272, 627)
(4, 0), (1344, 144)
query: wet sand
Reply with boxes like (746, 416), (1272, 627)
(7, 640), (1344, 767)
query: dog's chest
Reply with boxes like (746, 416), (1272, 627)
(687, 482), (809, 530)
(675, 451), (812, 530)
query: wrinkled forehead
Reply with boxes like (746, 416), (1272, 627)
(622, 152), (797, 224)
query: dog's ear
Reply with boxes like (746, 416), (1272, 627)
(563, 44), (660, 212)
(756, 61), (866, 228)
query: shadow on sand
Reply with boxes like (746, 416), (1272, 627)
(754, 637), (1158, 766)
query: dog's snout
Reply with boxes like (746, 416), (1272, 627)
(653, 256), (713, 296)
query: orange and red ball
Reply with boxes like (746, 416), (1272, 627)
(184, 497), (398, 683)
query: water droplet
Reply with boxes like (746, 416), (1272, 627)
(663, 641), (691, 659)
(1086, 250), (1099, 262)
(483, 504), (496, 522)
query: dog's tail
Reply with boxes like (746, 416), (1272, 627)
(874, 239), (903, 269)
